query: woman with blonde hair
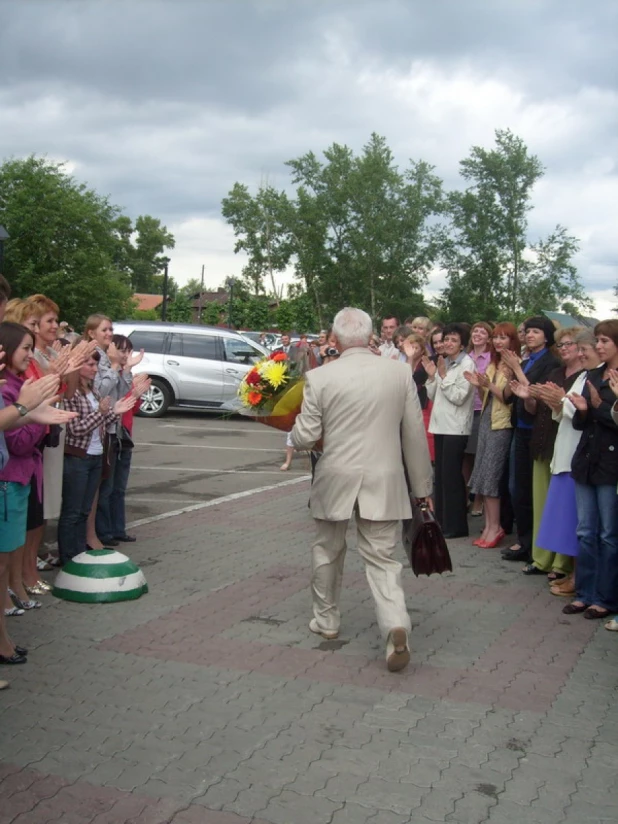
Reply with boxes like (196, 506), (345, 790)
(83, 314), (144, 546)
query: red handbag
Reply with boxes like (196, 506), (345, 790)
(402, 500), (453, 577)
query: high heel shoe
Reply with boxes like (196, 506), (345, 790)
(478, 529), (506, 549)
(26, 580), (51, 595)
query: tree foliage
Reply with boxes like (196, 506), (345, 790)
(0, 155), (175, 325)
(224, 131), (591, 327)
(439, 130), (589, 321)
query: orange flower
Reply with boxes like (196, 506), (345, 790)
(271, 352), (288, 362)
(247, 391), (263, 406)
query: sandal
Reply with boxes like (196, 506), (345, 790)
(604, 617), (618, 632)
(547, 571), (566, 582)
(4, 607), (24, 617)
(562, 602), (589, 615)
(584, 606), (612, 620)
(522, 564), (547, 575)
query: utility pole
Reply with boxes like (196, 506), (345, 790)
(161, 257), (170, 321)
(198, 264), (205, 323)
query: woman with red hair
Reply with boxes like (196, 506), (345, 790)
(464, 322), (520, 548)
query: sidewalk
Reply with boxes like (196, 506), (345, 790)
(1, 479), (617, 824)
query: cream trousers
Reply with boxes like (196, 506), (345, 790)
(311, 514), (411, 639)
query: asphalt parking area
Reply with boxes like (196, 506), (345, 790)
(126, 410), (312, 526)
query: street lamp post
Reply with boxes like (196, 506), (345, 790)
(160, 257), (170, 322)
(225, 277), (236, 329)
(0, 225), (9, 274)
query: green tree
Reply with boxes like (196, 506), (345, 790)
(222, 134), (444, 327)
(166, 292), (193, 322)
(286, 134), (444, 323)
(0, 155), (134, 324)
(128, 215), (175, 293)
(222, 183), (293, 297)
(439, 130), (589, 321)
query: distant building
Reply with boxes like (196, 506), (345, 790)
(188, 287), (230, 323)
(542, 310), (599, 329)
(133, 293), (165, 313)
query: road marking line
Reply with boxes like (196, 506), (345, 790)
(131, 466), (308, 474)
(126, 475), (310, 529)
(135, 442), (284, 452)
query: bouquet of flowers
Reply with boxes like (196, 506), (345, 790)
(234, 351), (308, 432)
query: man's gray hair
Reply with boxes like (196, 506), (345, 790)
(332, 307), (374, 348)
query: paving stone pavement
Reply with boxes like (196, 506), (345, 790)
(1, 481), (617, 824)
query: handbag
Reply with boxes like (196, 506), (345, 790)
(119, 424), (134, 450)
(402, 500), (453, 577)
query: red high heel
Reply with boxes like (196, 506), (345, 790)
(478, 529), (505, 549)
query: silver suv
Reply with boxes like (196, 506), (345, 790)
(112, 321), (269, 417)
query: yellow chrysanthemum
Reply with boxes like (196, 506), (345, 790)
(260, 361), (288, 389)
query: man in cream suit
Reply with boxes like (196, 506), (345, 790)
(291, 307), (433, 672)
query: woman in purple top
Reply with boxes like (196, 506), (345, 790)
(0, 322), (46, 663)
(464, 322), (493, 515)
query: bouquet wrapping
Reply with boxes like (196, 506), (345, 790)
(225, 350), (312, 433)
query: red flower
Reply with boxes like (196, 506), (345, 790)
(271, 352), (288, 362)
(245, 369), (261, 386)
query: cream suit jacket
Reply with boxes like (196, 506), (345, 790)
(291, 347), (433, 521)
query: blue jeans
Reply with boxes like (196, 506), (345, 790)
(574, 482), (618, 611)
(58, 454), (103, 564)
(109, 445), (133, 538)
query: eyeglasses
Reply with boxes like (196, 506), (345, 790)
(556, 341), (576, 349)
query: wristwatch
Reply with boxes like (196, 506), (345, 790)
(12, 402), (28, 417)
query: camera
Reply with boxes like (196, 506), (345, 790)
(325, 347), (339, 358)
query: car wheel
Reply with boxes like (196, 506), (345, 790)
(137, 378), (172, 418)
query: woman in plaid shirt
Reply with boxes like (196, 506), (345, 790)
(58, 351), (135, 566)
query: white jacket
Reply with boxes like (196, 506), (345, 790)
(427, 353), (476, 436)
(550, 371), (586, 474)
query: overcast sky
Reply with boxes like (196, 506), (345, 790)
(1, 0), (617, 315)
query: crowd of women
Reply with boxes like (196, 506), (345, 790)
(383, 313), (618, 633)
(0, 275), (150, 684)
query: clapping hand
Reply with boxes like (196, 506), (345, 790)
(26, 399), (78, 426)
(436, 355), (447, 379)
(63, 339), (98, 374)
(131, 374), (151, 398)
(99, 396), (111, 415)
(17, 375), (61, 411)
(587, 381), (602, 409)
(402, 339), (421, 361)
(421, 355), (437, 378)
(607, 368), (618, 399)
(509, 380), (531, 399)
(566, 392), (588, 412)
(113, 395), (137, 416)
(127, 349), (145, 369)
(501, 349), (520, 370)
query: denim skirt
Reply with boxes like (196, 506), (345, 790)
(0, 481), (29, 552)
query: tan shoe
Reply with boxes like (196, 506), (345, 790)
(386, 627), (410, 672)
(550, 577), (575, 597)
(309, 619), (339, 640)
(0, 680), (9, 690)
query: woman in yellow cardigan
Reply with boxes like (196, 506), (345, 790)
(464, 323), (520, 548)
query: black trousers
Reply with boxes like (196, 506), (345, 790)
(434, 434), (469, 537)
(512, 428), (533, 557)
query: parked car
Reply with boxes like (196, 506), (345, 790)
(113, 321), (269, 417)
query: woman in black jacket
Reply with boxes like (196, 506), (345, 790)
(564, 320), (618, 619)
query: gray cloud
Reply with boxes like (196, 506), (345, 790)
(1, 0), (617, 301)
